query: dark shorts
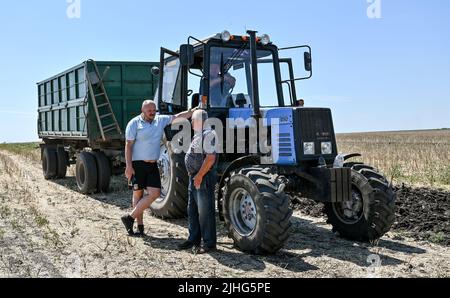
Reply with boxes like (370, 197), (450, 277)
(132, 161), (161, 190)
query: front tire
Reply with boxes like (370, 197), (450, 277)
(222, 166), (292, 254)
(324, 163), (396, 242)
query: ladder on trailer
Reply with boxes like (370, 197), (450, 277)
(86, 59), (122, 141)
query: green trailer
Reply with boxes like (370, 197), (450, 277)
(37, 60), (159, 193)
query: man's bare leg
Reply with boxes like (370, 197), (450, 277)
(132, 190), (144, 226)
(130, 187), (161, 221)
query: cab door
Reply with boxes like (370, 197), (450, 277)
(156, 48), (188, 141)
(156, 47), (188, 115)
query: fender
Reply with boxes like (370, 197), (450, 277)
(342, 153), (362, 161)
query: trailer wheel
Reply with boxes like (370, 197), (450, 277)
(93, 151), (111, 193)
(150, 141), (188, 219)
(76, 151), (98, 194)
(42, 147), (58, 180)
(56, 147), (68, 179)
(222, 166), (292, 254)
(324, 163), (396, 242)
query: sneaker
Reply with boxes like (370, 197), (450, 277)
(177, 240), (195, 251)
(121, 215), (135, 236)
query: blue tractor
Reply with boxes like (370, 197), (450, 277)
(151, 31), (396, 254)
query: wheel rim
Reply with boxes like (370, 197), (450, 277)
(156, 144), (171, 202)
(229, 187), (257, 236)
(332, 187), (364, 224)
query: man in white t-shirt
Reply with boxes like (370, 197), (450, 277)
(121, 100), (198, 236)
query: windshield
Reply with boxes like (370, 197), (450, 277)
(208, 46), (279, 108)
(155, 55), (182, 105)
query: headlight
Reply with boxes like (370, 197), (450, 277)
(303, 142), (315, 155)
(221, 30), (231, 42)
(321, 142), (332, 154)
(333, 154), (345, 168)
(260, 34), (271, 45)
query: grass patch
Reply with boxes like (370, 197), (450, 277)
(429, 232), (446, 244)
(0, 142), (40, 161)
(44, 228), (63, 248)
(30, 206), (49, 227)
(439, 165), (450, 185)
(10, 218), (25, 233)
(0, 205), (11, 219)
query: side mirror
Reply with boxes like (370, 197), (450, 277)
(151, 66), (160, 76)
(180, 44), (195, 66)
(304, 52), (312, 72)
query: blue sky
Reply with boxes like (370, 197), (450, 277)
(0, 0), (449, 142)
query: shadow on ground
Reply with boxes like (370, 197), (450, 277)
(51, 175), (131, 210)
(136, 215), (427, 273)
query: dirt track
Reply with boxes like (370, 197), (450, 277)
(0, 150), (449, 278)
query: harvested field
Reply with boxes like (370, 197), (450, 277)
(337, 129), (450, 188)
(1, 132), (449, 277)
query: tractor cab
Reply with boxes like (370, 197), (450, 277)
(154, 30), (338, 167)
(155, 31), (310, 111)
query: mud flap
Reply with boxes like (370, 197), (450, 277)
(330, 167), (352, 203)
(306, 167), (352, 203)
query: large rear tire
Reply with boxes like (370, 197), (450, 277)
(150, 141), (189, 219)
(93, 151), (111, 193)
(56, 147), (68, 179)
(324, 163), (396, 242)
(222, 166), (292, 254)
(76, 151), (98, 194)
(42, 146), (58, 180)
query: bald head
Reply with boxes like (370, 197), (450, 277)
(141, 100), (157, 122)
(142, 100), (156, 109)
(192, 110), (208, 132)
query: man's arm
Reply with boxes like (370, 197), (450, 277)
(210, 74), (235, 89)
(225, 73), (236, 87)
(193, 154), (216, 189)
(171, 107), (199, 124)
(125, 140), (135, 180)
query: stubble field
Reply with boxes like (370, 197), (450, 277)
(0, 129), (448, 277)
